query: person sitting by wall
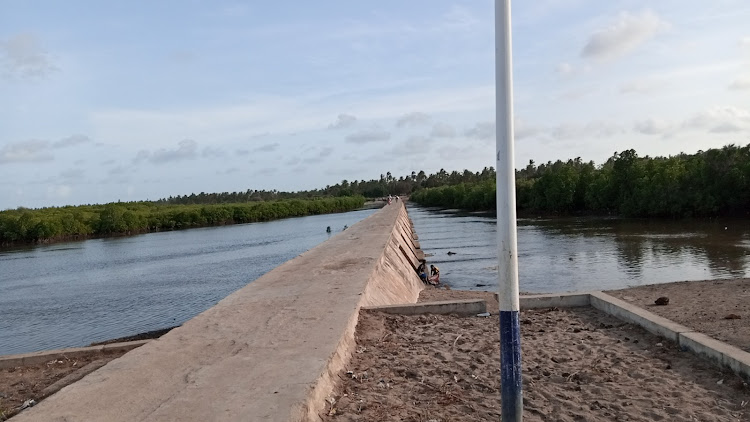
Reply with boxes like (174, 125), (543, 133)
(429, 265), (440, 284)
(417, 262), (428, 284)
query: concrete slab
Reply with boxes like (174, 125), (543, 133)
(518, 292), (591, 309)
(590, 292), (693, 343)
(15, 202), (423, 422)
(363, 300), (487, 316)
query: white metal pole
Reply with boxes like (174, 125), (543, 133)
(495, 0), (523, 420)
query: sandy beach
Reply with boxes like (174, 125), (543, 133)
(323, 283), (750, 421)
(609, 278), (750, 352)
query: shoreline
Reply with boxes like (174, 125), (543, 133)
(0, 200), (377, 249)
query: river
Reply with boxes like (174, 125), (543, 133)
(407, 204), (750, 293)
(3, 204), (750, 355)
(0, 208), (377, 355)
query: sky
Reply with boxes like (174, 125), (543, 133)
(1, 1), (749, 209)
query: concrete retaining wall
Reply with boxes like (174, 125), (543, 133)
(363, 299), (487, 316)
(15, 202), (424, 422)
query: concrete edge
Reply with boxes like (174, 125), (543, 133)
(679, 332), (750, 380)
(517, 292), (591, 309)
(589, 292), (693, 343)
(40, 359), (111, 398)
(513, 291), (750, 380)
(362, 299), (487, 316)
(359, 291), (749, 379)
(0, 340), (150, 369)
(300, 202), (424, 421)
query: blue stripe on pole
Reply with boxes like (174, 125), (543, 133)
(499, 310), (523, 421)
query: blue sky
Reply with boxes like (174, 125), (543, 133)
(1, 1), (749, 208)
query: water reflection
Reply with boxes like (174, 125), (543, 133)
(407, 204), (750, 293)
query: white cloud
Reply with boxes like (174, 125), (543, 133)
(551, 121), (624, 140)
(254, 167), (277, 175)
(346, 127), (391, 144)
(53, 134), (92, 148)
(741, 37), (750, 47)
(709, 122), (744, 133)
(581, 10), (668, 61)
(728, 75), (750, 91)
(89, 84), (494, 150)
(202, 146), (225, 158)
(465, 122), (495, 142)
(0, 33), (59, 79)
(556, 62), (574, 75)
(108, 165), (129, 175)
(395, 112), (431, 128)
(437, 144), (480, 160)
(515, 118), (543, 140)
(136, 139), (198, 164)
(634, 118), (672, 135)
(0, 140), (53, 164)
(47, 184), (71, 199)
(60, 168), (85, 180)
(390, 136), (432, 156)
(303, 146), (334, 164)
(253, 142), (280, 152)
(327, 113), (357, 129)
(429, 122), (456, 138)
(217, 167), (240, 175)
(558, 86), (598, 101)
(682, 106), (750, 133)
(441, 5), (480, 31)
(619, 78), (659, 94)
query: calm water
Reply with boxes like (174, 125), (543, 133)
(408, 204), (750, 293)
(0, 208), (376, 355)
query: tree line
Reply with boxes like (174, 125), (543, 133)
(5, 143), (748, 245)
(155, 167), (498, 205)
(0, 197), (364, 245)
(410, 144), (750, 218)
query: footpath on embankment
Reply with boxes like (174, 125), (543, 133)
(14, 201), (425, 422)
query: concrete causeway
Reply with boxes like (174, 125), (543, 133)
(15, 202), (424, 422)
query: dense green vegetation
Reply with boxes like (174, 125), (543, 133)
(0, 196), (364, 245)
(5, 143), (748, 245)
(411, 145), (750, 218)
